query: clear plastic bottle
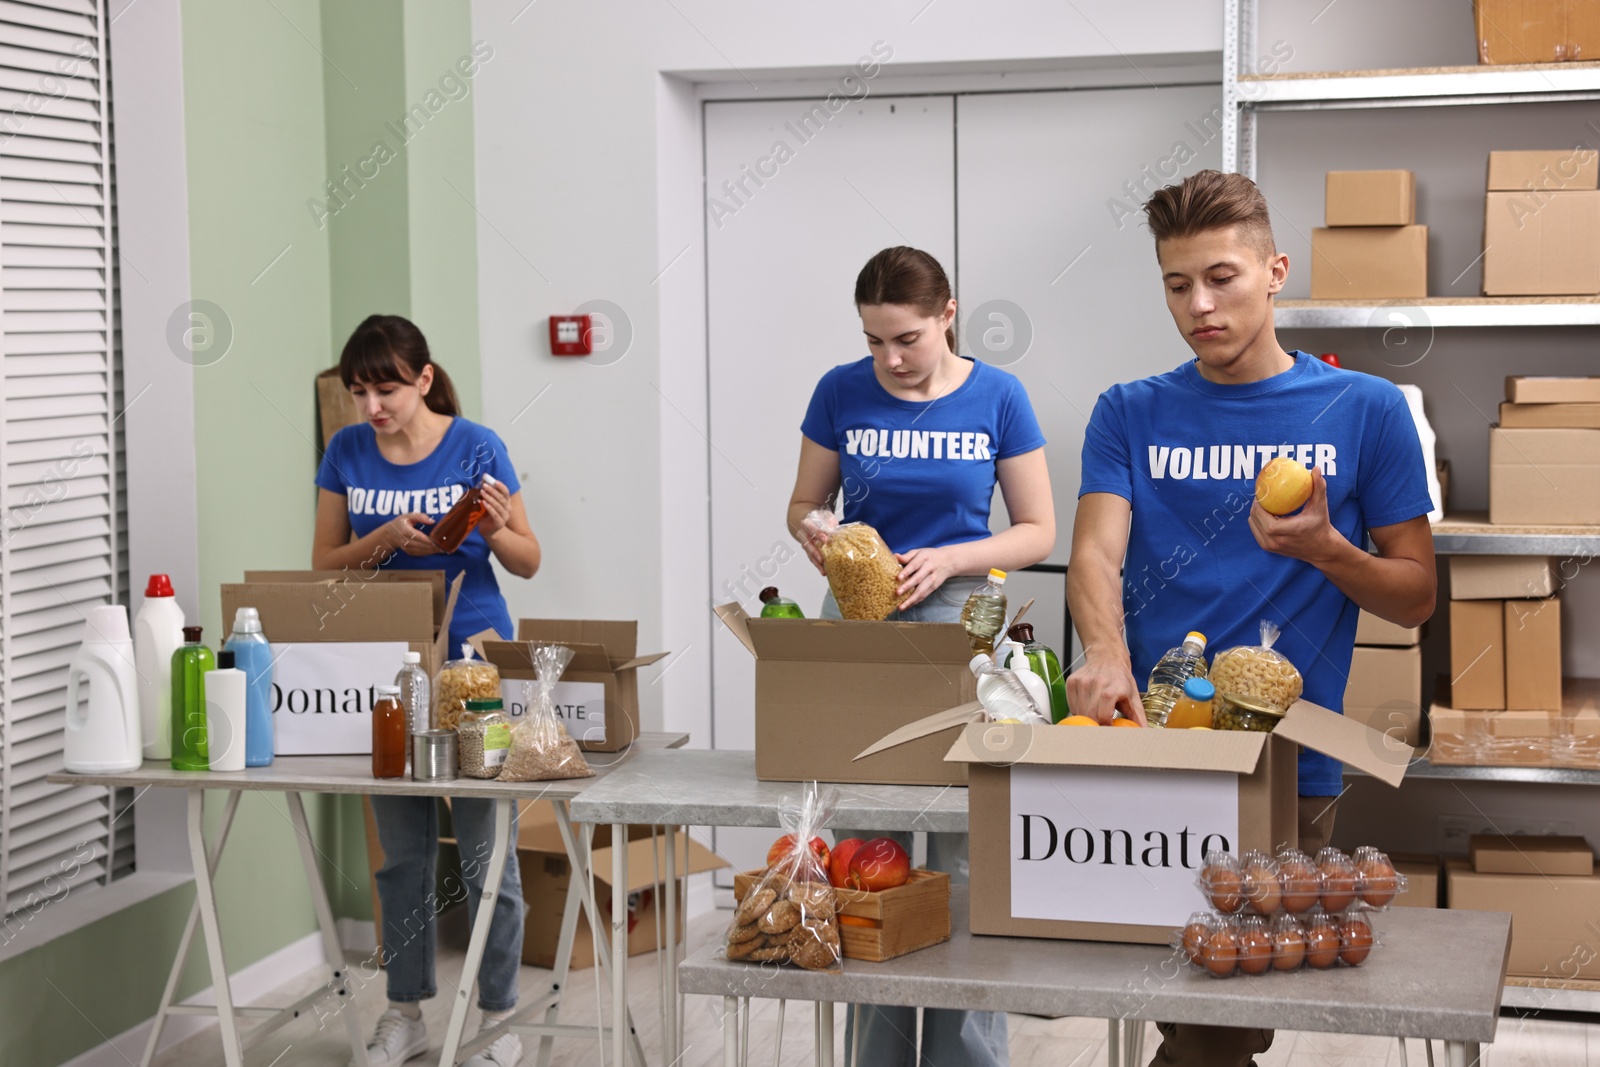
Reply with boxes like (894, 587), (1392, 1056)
(960, 569), (1008, 655)
(1144, 631), (1209, 728)
(969, 654), (1048, 724)
(758, 586), (804, 619)
(1006, 622), (1069, 723)
(394, 651), (432, 771)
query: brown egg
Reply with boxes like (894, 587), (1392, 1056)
(1202, 929), (1239, 978)
(1244, 862), (1282, 915)
(1272, 926), (1306, 971)
(1238, 928), (1273, 975)
(1181, 921), (1209, 965)
(1339, 918), (1373, 966)
(1319, 863), (1357, 912)
(1206, 868), (1245, 914)
(1306, 921), (1340, 969)
(1279, 860), (1321, 914)
(1357, 857), (1398, 907)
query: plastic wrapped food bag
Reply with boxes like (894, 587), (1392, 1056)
(1209, 621), (1303, 712)
(802, 506), (902, 621)
(725, 784), (842, 971)
(498, 643), (594, 782)
(434, 645), (500, 731)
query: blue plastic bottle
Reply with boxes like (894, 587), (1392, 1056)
(224, 607), (275, 766)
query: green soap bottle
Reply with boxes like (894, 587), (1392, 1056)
(758, 586), (804, 619)
(171, 625), (215, 771)
(1007, 623), (1069, 723)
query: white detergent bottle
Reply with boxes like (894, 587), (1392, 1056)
(1397, 384), (1443, 523)
(969, 654), (1048, 724)
(134, 574), (185, 759)
(1000, 641), (1053, 717)
(64, 604), (142, 773)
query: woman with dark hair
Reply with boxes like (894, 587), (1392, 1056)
(313, 314), (539, 1067)
(785, 247), (1054, 1067)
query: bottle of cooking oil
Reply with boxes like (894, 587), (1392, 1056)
(1143, 631), (1209, 728)
(960, 569), (1008, 655)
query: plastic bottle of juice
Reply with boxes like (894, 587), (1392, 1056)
(1166, 677), (1217, 730)
(960, 569), (1008, 655)
(1006, 623), (1068, 723)
(170, 626), (215, 771)
(223, 607), (275, 767)
(1143, 631), (1209, 728)
(758, 586), (804, 619)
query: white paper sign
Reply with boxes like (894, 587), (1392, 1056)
(500, 678), (608, 743)
(1009, 764), (1240, 929)
(268, 642), (410, 755)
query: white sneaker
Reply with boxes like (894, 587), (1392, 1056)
(463, 1029), (523, 1066)
(355, 1007), (428, 1066)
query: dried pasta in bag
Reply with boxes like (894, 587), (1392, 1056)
(434, 645), (500, 731)
(725, 784), (842, 972)
(1210, 621), (1303, 713)
(802, 507), (902, 621)
(498, 643), (594, 782)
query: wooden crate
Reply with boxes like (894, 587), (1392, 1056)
(733, 868), (951, 962)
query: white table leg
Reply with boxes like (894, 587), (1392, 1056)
(1446, 1040), (1481, 1067)
(439, 797), (512, 1067)
(1125, 1017), (1145, 1066)
(724, 996), (740, 1067)
(1106, 1019), (1121, 1067)
(613, 822), (629, 1067)
(664, 824), (679, 1065)
(286, 792), (369, 1067)
(540, 805), (590, 1067)
(187, 789), (243, 1067)
(815, 1000), (833, 1067)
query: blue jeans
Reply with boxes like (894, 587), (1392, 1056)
(370, 795), (525, 1012)
(823, 581), (1010, 1067)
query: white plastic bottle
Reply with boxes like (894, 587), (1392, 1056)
(969, 654), (1048, 724)
(64, 604), (142, 773)
(1000, 641), (1053, 716)
(204, 651), (248, 772)
(134, 574), (185, 760)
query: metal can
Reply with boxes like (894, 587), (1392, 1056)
(1214, 693), (1285, 734)
(412, 729), (459, 781)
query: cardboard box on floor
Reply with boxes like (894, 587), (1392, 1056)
(1325, 170), (1415, 227)
(1355, 610), (1421, 647)
(1310, 226), (1428, 300)
(944, 705), (1411, 944)
(1474, 2), (1600, 64)
(1489, 427), (1600, 525)
(1500, 401), (1600, 429)
(1448, 556), (1556, 600)
(1505, 598), (1562, 711)
(220, 571), (461, 755)
(1343, 645), (1423, 748)
(1482, 190), (1600, 296)
(1506, 376), (1600, 404)
(1389, 853), (1441, 909)
(1447, 859), (1600, 980)
(1450, 599), (1506, 710)
(1471, 834), (1594, 877)
(714, 604), (976, 786)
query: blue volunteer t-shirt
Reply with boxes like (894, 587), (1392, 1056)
(315, 418), (521, 651)
(801, 357), (1046, 553)
(1080, 352), (1432, 795)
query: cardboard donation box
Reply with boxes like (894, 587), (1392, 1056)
(1343, 645), (1423, 747)
(220, 571), (459, 755)
(1447, 859), (1600, 979)
(1470, 834), (1594, 877)
(480, 622), (667, 753)
(1325, 170), (1415, 227)
(715, 605), (976, 786)
(1482, 190), (1600, 296)
(733, 868), (952, 962)
(1448, 556), (1556, 600)
(1310, 226), (1428, 300)
(1489, 428), (1600, 525)
(1475, 1), (1600, 64)
(946, 704), (1411, 944)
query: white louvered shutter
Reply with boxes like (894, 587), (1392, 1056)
(1, 0), (132, 918)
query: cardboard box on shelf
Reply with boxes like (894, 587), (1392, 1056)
(1470, 834), (1594, 877)
(946, 705), (1410, 944)
(1505, 599), (1563, 711)
(477, 621), (667, 753)
(1325, 170), (1416, 227)
(732, 868), (952, 962)
(1310, 225), (1428, 300)
(1447, 859), (1600, 980)
(1506, 376), (1600, 404)
(219, 571), (460, 755)
(1500, 401), (1600, 429)
(1431, 679), (1600, 768)
(1389, 853), (1441, 909)
(1486, 148), (1600, 191)
(1354, 610), (1421, 647)
(1475, 2), (1600, 65)
(1343, 645), (1423, 748)
(714, 605), (976, 786)
(1482, 190), (1600, 296)
(1448, 556), (1557, 600)
(1489, 427), (1600, 525)
(1449, 599), (1505, 711)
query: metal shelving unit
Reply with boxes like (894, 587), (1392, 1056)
(1275, 298), (1600, 330)
(1353, 759), (1600, 787)
(1430, 514), (1600, 558)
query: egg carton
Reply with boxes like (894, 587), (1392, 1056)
(1171, 905), (1380, 979)
(1195, 846), (1407, 918)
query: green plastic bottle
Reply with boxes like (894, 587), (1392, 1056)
(170, 625), (215, 771)
(1007, 623), (1068, 723)
(758, 586), (804, 619)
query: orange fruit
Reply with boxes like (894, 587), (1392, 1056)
(1256, 457), (1313, 516)
(1110, 718), (1142, 728)
(838, 915), (879, 928)
(1058, 715), (1099, 727)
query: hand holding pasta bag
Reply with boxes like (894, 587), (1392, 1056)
(1210, 621), (1304, 712)
(498, 643), (595, 782)
(725, 783), (843, 972)
(801, 505), (902, 621)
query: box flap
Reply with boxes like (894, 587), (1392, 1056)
(943, 720), (1270, 773)
(855, 703), (984, 761)
(747, 616), (972, 666)
(614, 651), (670, 672)
(713, 602), (758, 657)
(243, 570), (448, 624)
(515, 619), (638, 659)
(1274, 699), (1411, 787)
(222, 578), (437, 643)
(482, 638), (615, 677)
(591, 833), (728, 892)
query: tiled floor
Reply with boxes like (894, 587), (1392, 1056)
(152, 907), (1592, 1066)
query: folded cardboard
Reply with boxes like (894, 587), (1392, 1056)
(1500, 401), (1600, 429)
(1506, 376), (1600, 405)
(1505, 598), (1563, 711)
(1310, 225), (1428, 300)
(1487, 149), (1600, 192)
(1447, 859), (1600, 980)
(1325, 170), (1416, 227)
(1355, 609), (1421, 647)
(1448, 556), (1557, 600)
(1450, 599), (1506, 710)
(1483, 190), (1600, 296)
(715, 604), (976, 786)
(1343, 645), (1423, 748)
(947, 702), (1410, 944)
(1471, 834), (1594, 877)
(477, 621), (667, 753)
(1489, 427), (1600, 525)
(1475, 1), (1600, 64)
(316, 367), (361, 449)
(733, 868), (952, 962)
(220, 571), (461, 755)
(1390, 853), (1441, 909)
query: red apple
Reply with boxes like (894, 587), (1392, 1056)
(767, 834), (830, 874)
(847, 837), (911, 892)
(829, 838), (865, 888)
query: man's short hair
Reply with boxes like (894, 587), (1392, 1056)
(1143, 170), (1277, 261)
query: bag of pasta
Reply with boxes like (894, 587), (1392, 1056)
(498, 643), (594, 782)
(1209, 621), (1304, 713)
(726, 784), (842, 972)
(434, 645), (500, 731)
(801, 506), (902, 621)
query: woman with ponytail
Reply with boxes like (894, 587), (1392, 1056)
(312, 314), (539, 1067)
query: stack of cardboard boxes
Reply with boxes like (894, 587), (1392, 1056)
(1449, 834), (1600, 980)
(1482, 150), (1600, 297)
(1343, 610), (1424, 748)
(1311, 170), (1429, 301)
(1474, 0), (1600, 64)
(1491, 376), (1600, 527)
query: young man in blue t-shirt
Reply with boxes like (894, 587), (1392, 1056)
(1066, 171), (1436, 1067)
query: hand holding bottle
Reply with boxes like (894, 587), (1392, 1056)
(388, 511), (440, 556)
(477, 477), (513, 538)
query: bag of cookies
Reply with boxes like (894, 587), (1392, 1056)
(498, 643), (594, 782)
(801, 506), (902, 621)
(1209, 621), (1304, 713)
(725, 784), (843, 972)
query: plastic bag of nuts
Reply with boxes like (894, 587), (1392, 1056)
(801, 507), (902, 621)
(725, 784), (842, 972)
(434, 646), (500, 731)
(1209, 620), (1303, 713)
(497, 643), (594, 782)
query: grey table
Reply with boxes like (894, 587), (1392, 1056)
(567, 747), (968, 1067)
(682, 886), (1511, 1067)
(50, 732), (687, 1067)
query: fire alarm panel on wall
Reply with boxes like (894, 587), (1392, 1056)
(549, 315), (592, 356)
